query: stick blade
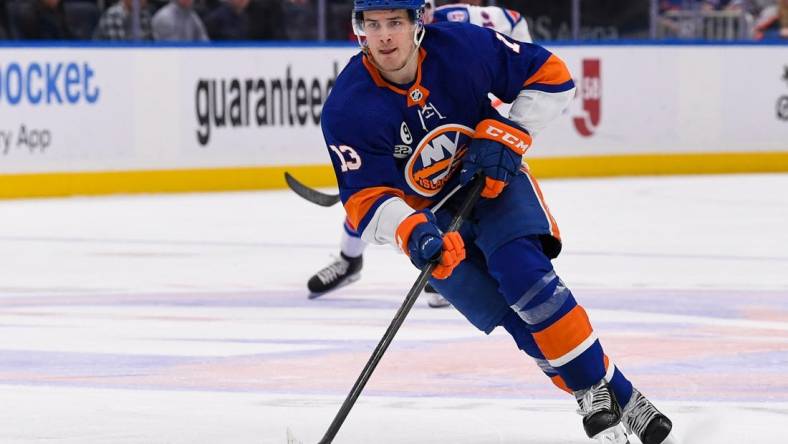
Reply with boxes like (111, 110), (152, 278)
(286, 427), (304, 444)
(283, 172), (341, 207)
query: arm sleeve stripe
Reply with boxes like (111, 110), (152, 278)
(524, 79), (576, 93)
(345, 186), (405, 232)
(357, 195), (395, 237)
(523, 54), (573, 87)
(345, 187), (433, 233)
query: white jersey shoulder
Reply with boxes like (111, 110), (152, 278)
(433, 4), (532, 43)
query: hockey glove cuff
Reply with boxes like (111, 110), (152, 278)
(460, 118), (532, 199)
(395, 210), (465, 280)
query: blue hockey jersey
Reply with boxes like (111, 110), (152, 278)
(321, 22), (574, 247)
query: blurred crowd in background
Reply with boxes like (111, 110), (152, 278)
(659, 0), (788, 39)
(0, 0), (786, 42)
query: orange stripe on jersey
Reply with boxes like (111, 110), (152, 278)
(532, 305), (593, 361)
(344, 186), (405, 231)
(523, 168), (561, 241)
(363, 48), (430, 107)
(344, 187), (433, 232)
(550, 374), (573, 394)
(523, 54), (572, 87)
(363, 54), (407, 95)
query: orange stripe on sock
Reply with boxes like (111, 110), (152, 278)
(550, 375), (573, 394)
(532, 305), (593, 361)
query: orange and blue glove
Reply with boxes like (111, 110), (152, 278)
(460, 118), (532, 199)
(395, 210), (465, 280)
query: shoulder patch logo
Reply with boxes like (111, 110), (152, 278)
(394, 145), (413, 158)
(447, 10), (469, 22)
(405, 124), (474, 197)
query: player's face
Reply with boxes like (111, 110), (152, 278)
(362, 10), (418, 73)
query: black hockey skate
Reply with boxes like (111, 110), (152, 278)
(307, 253), (363, 299)
(575, 381), (629, 443)
(621, 389), (676, 444)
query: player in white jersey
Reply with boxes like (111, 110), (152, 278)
(426, 0), (532, 43)
(305, 0), (533, 307)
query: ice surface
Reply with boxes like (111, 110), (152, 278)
(0, 174), (786, 443)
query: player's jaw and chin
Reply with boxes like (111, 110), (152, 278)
(361, 10), (420, 83)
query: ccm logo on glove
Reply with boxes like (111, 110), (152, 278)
(460, 119), (532, 199)
(476, 119), (531, 155)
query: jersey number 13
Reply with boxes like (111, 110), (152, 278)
(329, 144), (362, 172)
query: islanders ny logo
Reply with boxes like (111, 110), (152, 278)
(573, 58), (602, 137)
(405, 124), (474, 197)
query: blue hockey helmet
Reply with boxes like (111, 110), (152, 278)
(352, 0), (427, 47)
(353, 0), (426, 13)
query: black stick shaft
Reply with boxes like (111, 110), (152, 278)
(318, 177), (484, 444)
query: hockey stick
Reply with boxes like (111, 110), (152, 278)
(283, 172), (341, 207)
(317, 176), (485, 444)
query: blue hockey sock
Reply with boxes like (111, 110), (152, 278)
(605, 361), (634, 408)
(489, 236), (608, 391)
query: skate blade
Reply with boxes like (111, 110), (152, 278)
(286, 427), (303, 444)
(426, 294), (452, 308)
(307, 273), (361, 299)
(592, 424), (629, 444)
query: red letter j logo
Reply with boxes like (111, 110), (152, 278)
(573, 59), (601, 137)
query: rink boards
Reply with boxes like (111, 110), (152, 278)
(0, 42), (787, 197)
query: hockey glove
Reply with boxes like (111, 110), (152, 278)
(395, 210), (465, 280)
(460, 118), (532, 199)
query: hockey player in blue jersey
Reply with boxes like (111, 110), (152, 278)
(319, 1), (678, 443)
(306, 0), (531, 308)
